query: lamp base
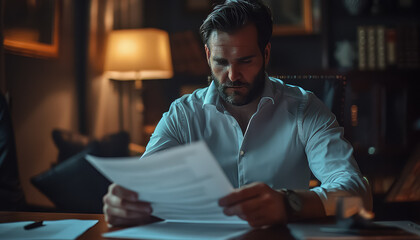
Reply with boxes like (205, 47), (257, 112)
(135, 80), (143, 89)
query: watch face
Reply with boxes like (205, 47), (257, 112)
(288, 191), (302, 212)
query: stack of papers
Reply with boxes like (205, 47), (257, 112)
(104, 221), (250, 240)
(288, 221), (420, 239)
(86, 141), (250, 239)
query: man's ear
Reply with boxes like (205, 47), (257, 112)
(205, 44), (211, 65)
(264, 43), (271, 65)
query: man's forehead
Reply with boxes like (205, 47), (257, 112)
(207, 24), (259, 48)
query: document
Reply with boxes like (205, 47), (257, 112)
(103, 221), (250, 240)
(288, 221), (420, 239)
(86, 141), (247, 224)
(87, 141), (250, 239)
(0, 219), (98, 240)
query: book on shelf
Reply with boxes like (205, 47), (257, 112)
(367, 26), (376, 70)
(357, 25), (379, 70)
(376, 25), (386, 70)
(356, 24), (420, 70)
(386, 28), (397, 67)
(357, 26), (367, 70)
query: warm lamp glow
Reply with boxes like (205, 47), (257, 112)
(104, 28), (173, 80)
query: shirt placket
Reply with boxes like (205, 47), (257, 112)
(238, 100), (271, 187)
(223, 110), (245, 187)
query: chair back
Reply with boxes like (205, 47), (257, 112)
(275, 75), (347, 126)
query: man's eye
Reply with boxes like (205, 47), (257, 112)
(214, 59), (228, 66)
(240, 59), (252, 64)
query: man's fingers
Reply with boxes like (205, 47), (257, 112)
(219, 182), (267, 207)
(223, 198), (262, 216)
(107, 217), (134, 228)
(109, 183), (138, 201)
(219, 187), (288, 228)
(103, 184), (159, 227)
(246, 209), (286, 228)
(103, 193), (152, 213)
(104, 205), (142, 219)
(105, 212), (150, 227)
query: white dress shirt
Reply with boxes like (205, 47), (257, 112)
(142, 76), (372, 216)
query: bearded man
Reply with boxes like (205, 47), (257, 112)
(102, 0), (371, 228)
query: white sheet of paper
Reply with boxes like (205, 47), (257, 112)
(288, 221), (420, 239)
(0, 219), (98, 240)
(376, 221), (420, 236)
(103, 220), (250, 240)
(86, 141), (247, 224)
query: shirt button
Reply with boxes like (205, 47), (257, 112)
(240, 150), (245, 156)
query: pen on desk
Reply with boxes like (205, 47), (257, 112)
(24, 221), (45, 230)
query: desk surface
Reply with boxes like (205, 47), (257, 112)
(0, 211), (109, 240)
(0, 211), (419, 240)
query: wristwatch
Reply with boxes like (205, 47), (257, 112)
(282, 189), (303, 220)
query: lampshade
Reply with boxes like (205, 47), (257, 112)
(104, 28), (173, 80)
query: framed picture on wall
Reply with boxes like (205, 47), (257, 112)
(184, 0), (212, 12)
(263, 0), (315, 35)
(3, 0), (60, 58)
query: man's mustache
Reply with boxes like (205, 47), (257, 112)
(222, 81), (249, 88)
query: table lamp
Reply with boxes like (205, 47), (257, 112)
(104, 28), (173, 132)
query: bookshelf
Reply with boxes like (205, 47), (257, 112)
(324, 1), (420, 200)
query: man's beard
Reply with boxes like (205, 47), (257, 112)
(212, 65), (266, 106)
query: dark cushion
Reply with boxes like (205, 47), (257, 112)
(52, 129), (90, 163)
(88, 131), (131, 158)
(31, 150), (110, 213)
(31, 131), (130, 213)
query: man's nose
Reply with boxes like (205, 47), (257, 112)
(228, 64), (241, 82)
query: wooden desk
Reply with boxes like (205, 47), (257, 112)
(0, 211), (419, 240)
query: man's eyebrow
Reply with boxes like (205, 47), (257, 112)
(212, 56), (226, 61)
(212, 55), (256, 61)
(237, 55), (256, 61)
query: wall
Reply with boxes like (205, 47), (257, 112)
(4, 0), (78, 207)
(86, 0), (144, 144)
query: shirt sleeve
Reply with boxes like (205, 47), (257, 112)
(299, 93), (372, 216)
(141, 101), (187, 159)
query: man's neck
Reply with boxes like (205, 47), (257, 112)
(222, 97), (261, 134)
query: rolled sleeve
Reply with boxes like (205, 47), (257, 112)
(141, 100), (187, 159)
(301, 94), (372, 215)
(311, 172), (372, 216)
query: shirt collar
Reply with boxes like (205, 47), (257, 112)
(202, 73), (276, 110)
(261, 74), (276, 104)
(202, 80), (223, 111)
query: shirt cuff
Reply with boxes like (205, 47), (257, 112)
(310, 176), (372, 216)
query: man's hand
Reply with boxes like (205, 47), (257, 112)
(218, 182), (287, 228)
(103, 183), (156, 227)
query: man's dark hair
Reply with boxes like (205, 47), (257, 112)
(199, 0), (273, 53)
